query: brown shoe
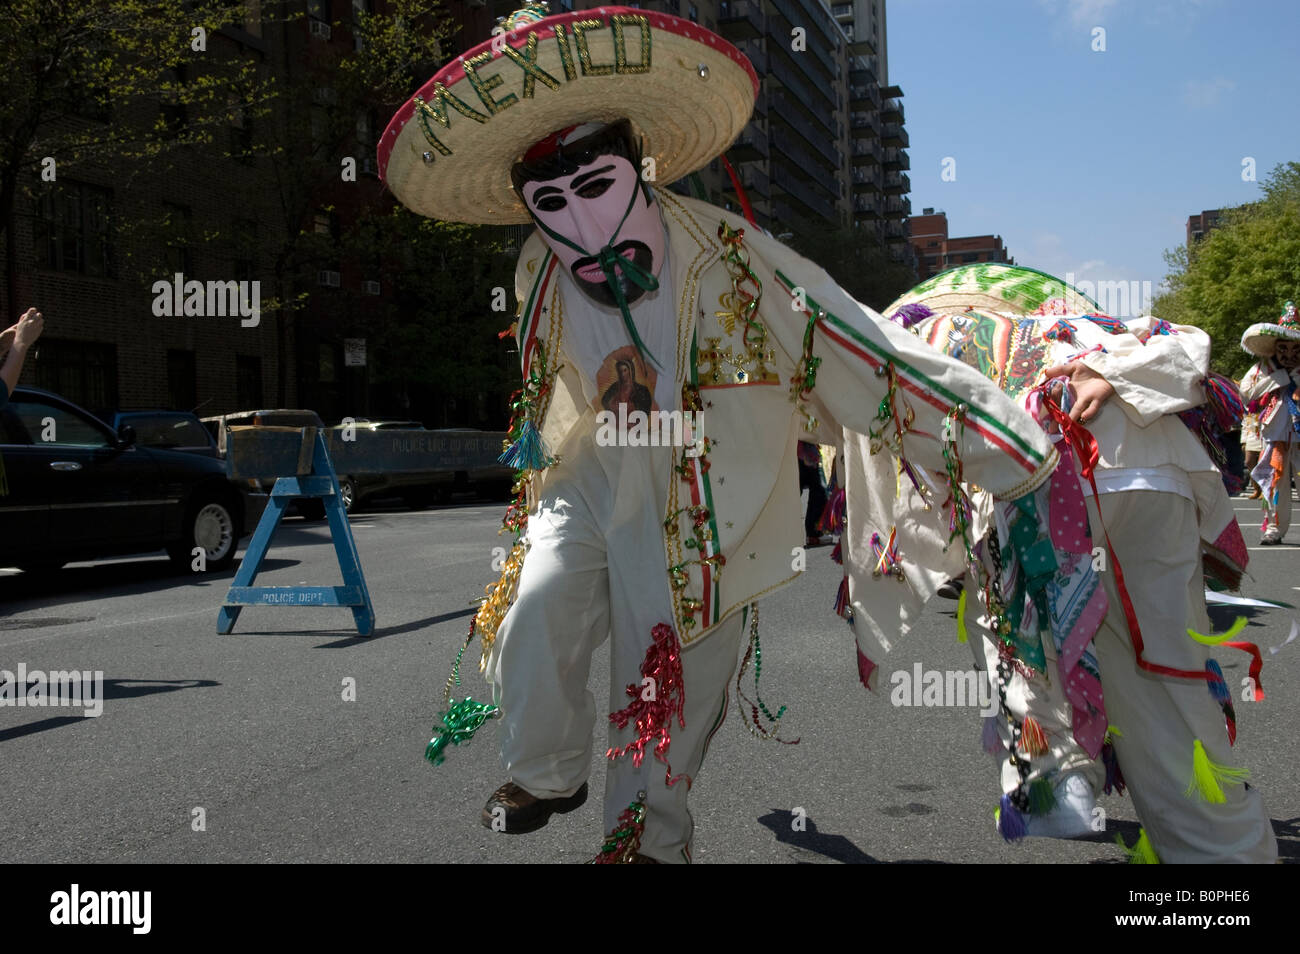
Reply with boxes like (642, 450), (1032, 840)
(481, 781), (588, 834)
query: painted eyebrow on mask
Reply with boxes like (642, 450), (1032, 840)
(569, 164), (616, 191)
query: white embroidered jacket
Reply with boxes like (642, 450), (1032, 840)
(510, 192), (1057, 645)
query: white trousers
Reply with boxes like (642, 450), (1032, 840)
(486, 432), (746, 863)
(969, 490), (1276, 862)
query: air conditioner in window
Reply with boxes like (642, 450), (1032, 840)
(309, 18), (332, 40)
(318, 270), (341, 287)
(362, 280), (381, 295)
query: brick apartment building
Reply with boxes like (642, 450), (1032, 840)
(908, 207), (1013, 280)
(4, 0), (912, 425)
(1186, 209), (1222, 247)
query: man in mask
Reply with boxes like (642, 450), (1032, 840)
(379, 4), (1065, 862)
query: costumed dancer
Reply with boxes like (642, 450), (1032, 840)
(842, 264), (1276, 863)
(378, 5), (1065, 862)
(1239, 300), (1300, 544)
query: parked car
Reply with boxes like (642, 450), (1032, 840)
(0, 387), (266, 573)
(328, 418), (452, 512)
(109, 410), (220, 458)
(201, 408), (329, 519)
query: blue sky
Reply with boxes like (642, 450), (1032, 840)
(887, 0), (1300, 307)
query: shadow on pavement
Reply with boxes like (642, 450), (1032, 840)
(0, 678), (220, 743)
(0, 557), (301, 610)
(757, 808), (947, 864)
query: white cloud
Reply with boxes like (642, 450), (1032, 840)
(1183, 76), (1235, 109)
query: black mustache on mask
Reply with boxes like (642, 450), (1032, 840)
(570, 239), (655, 308)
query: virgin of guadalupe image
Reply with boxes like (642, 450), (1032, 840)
(599, 354), (654, 415)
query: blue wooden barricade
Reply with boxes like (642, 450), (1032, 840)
(217, 427), (375, 636)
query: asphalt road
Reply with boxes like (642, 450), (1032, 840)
(1, 494), (1296, 864)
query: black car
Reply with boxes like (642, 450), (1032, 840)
(0, 387), (266, 573)
(109, 410), (220, 458)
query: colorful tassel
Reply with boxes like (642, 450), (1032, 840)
(1185, 739), (1249, 803)
(1101, 740), (1126, 796)
(498, 419), (553, 471)
(1019, 715), (1050, 757)
(997, 794), (1027, 841)
(425, 697), (500, 766)
(1028, 777), (1056, 815)
(592, 795), (648, 864)
(1205, 659), (1231, 704)
(1116, 828), (1160, 864)
(981, 716), (1001, 755)
(833, 575), (850, 618)
(830, 538), (843, 565)
(818, 485), (846, 534)
(856, 647), (876, 690)
(956, 586), (969, 643)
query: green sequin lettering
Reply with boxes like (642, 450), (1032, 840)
(462, 51), (518, 115)
(611, 15), (651, 74)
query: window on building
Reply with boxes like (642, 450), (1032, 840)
(307, 0), (329, 22)
(34, 182), (113, 278)
(352, 0), (370, 50)
(963, 252), (979, 262)
(229, 103), (254, 162)
(236, 355), (263, 409)
(319, 342), (337, 384)
(313, 208), (340, 241)
(688, 3), (698, 22)
(167, 350), (198, 411)
(31, 339), (119, 412)
(159, 65), (188, 135)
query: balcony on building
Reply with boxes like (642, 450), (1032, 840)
(769, 94), (840, 168)
(769, 0), (838, 89)
(849, 56), (876, 88)
(831, 2), (853, 20)
(771, 163), (836, 223)
(883, 196), (911, 220)
(883, 171), (909, 195)
(850, 112), (879, 140)
(852, 195), (881, 220)
(730, 122), (769, 160)
(852, 140), (882, 166)
(883, 147), (909, 171)
(717, 0), (764, 41)
(767, 55), (837, 138)
(881, 97), (903, 123)
(849, 83), (880, 109)
(723, 163), (771, 198)
(852, 167), (882, 193)
(882, 122), (909, 148)
(770, 132), (840, 198)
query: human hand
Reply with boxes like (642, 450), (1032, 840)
(1039, 360), (1116, 424)
(0, 324), (14, 352)
(13, 308), (44, 350)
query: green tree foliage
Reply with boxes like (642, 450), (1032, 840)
(1152, 161), (1300, 378)
(0, 0), (260, 311)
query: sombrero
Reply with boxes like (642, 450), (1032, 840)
(885, 264), (1102, 321)
(1240, 301), (1300, 356)
(378, 3), (758, 224)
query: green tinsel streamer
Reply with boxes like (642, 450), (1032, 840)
(425, 698), (500, 767)
(1028, 777), (1056, 815)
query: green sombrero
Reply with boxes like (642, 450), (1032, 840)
(885, 264), (1103, 320)
(1240, 301), (1300, 357)
(378, 3), (758, 224)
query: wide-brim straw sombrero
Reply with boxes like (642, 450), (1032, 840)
(885, 264), (1102, 320)
(1241, 314), (1300, 356)
(378, 4), (757, 224)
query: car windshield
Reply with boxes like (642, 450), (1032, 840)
(125, 415), (212, 448)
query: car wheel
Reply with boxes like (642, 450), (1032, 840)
(169, 496), (238, 572)
(338, 478), (356, 514)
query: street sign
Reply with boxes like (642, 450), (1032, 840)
(344, 338), (366, 367)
